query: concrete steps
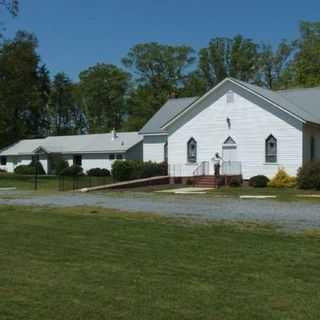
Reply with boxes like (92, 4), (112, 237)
(193, 176), (217, 188)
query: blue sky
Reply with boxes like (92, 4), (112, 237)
(3, 0), (320, 80)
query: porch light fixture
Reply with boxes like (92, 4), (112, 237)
(226, 117), (231, 129)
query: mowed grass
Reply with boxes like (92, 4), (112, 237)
(209, 186), (320, 202)
(1, 206), (320, 319)
(0, 174), (113, 192)
(0, 174), (59, 191)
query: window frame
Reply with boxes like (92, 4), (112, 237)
(265, 135), (277, 163)
(187, 138), (197, 164)
(116, 154), (123, 160)
(73, 155), (82, 166)
(109, 154), (115, 160)
(0, 156), (7, 166)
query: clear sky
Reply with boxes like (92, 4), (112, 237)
(3, 0), (320, 80)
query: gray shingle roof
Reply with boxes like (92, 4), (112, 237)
(0, 139), (46, 156)
(139, 97), (198, 134)
(0, 132), (142, 156)
(233, 79), (320, 124)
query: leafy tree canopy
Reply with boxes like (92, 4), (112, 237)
(48, 73), (85, 135)
(0, 31), (50, 148)
(198, 35), (259, 90)
(78, 64), (130, 133)
(292, 21), (320, 87)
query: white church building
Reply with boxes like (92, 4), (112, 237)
(1, 77), (320, 180)
(140, 77), (320, 179)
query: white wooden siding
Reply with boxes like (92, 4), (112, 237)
(0, 155), (48, 173)
(143, 135), (167, 163)
(167, 92), (303, 179)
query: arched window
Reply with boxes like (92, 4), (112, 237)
(187, 138), (197, 163)
(265, 135), (277, 163)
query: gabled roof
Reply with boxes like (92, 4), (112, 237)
(160, 78), (320, 130)
(0, 132), (142, 156)
(139, 97), (198, 135)
(234, 79), (320, 124)
(0, 139), (46, 156)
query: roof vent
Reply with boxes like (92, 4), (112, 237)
(111, 129), (117, 141)
(226, 90), (234, 104)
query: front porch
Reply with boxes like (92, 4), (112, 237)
(168, 160), (243, 188)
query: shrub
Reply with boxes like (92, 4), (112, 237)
(111, 160), (168, 182)
(0, 168), (7, 173)
(249, 175), (269, 188)
(55, 159), (69, 175)
(60, 165), (83, 176)
(87, 168), (110, 177)
(268, 168), (296, 188)
(229, 177), (241, 187)
(30, 159), (46, 175)
(14, 165), (36, 175)
(297, 161), (320, 190)
(14, 159), (46, 175)
(112, 160), (136, 181)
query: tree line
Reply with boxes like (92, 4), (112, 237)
(1, 1), (320, 148)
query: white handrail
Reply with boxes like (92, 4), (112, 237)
(193, 161), (209, 176)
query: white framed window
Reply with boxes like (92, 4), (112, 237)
(187, 138), (197, 163)
(265, 135), (277, 163)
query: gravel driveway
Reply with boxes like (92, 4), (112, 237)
(1, 190), (320, 231)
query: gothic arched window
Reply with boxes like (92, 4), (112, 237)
(187, 138), (197, 163)
(265, 135), (277, 163)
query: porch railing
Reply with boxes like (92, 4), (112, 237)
(221, 161), (242, 176)
(193, 161), (210, 176)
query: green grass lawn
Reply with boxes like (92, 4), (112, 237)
(211, 186), (320, 201)
(1, 205), (320, 319)
(0, 173), (59, 191)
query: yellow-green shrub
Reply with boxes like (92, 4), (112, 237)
(268, 168), (297, 188)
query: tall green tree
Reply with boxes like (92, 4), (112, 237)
(78, 64), (130, 133)
(0, 31), (50, 148)
(291, 21), (320, 87)
(198, 35), (259, 90)
(122, 42), (195, 130)
(123, 42), (195, 91)
(259, 40), (293, 89)
(48, 73), (84, 135)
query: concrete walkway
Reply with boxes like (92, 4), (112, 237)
(157, 187), (214, 194)
(78, 176), (169, 192)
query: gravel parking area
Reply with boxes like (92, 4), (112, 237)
(0, 190), (320, 231)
